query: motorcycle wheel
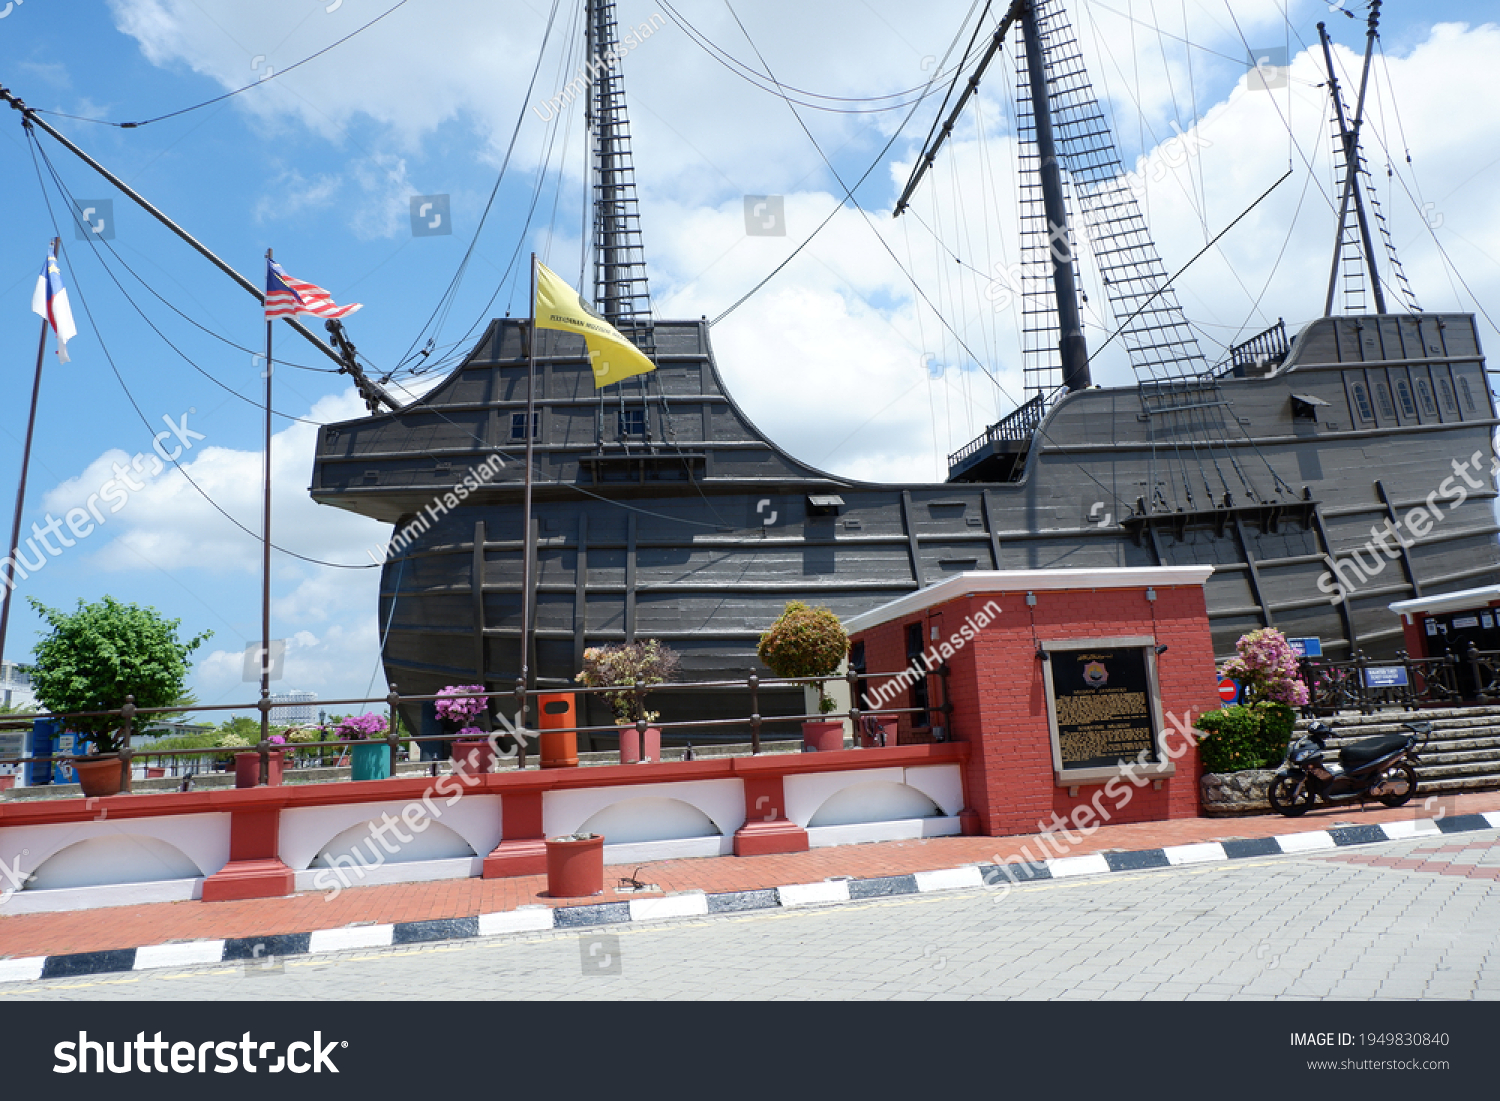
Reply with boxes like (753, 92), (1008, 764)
(1376, 762), (1418, 808)
(1268, 774), (1315, 817)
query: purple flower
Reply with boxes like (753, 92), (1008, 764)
(435, 685), (489, 724)
(268, 734), (287, 746)
(335, 713), (389, 741)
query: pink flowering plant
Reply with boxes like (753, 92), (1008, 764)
(335, 713), (389, 741)
(1220, 628), (1309, 707)
(1197, 628), (1307, 772)
(435, 685), (489, 726)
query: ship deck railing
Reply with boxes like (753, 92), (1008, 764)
(1203, 318), (1290, 380)
(947, 389), (1054, 470)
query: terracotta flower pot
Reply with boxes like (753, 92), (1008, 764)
(234, 749), (285, 788)
(545, 833), (605, 897)
(452, 737), (497, 776)
(618, 725), (660, 765)
(801, 720), (845, 753)
(73, 755), (125, 797)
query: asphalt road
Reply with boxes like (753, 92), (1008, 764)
(6, 831), (1498, 1001)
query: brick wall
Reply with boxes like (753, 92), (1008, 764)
(853, 583), (1219, 839)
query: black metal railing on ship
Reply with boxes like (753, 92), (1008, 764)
(1204, 318), (1290, 380)
(947, 391), (1051, 469)
(0, 668), (954, 791)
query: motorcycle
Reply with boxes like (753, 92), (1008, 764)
(1267, 719), (1429, 817)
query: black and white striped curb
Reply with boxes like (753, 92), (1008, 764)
(4, 812), (1496, 984)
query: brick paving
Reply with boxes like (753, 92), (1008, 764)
(1, 789), (1496, 961)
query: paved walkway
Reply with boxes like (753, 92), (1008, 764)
(1, 791), (1496, 961)
(11, 829), (1500, 1000)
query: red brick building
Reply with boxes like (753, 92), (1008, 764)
(845, 568), (1219, 838)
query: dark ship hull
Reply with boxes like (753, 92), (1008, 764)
(310, 309), (1500, 732)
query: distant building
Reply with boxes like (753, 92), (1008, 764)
(1, 661), (36, 712)
(270, 689), (317, 726)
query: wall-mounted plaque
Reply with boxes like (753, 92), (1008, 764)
(1041, 636), (1173, 786)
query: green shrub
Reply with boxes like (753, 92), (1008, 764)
(756, 601), (849, 713)
(1194, 701), (1295, 773)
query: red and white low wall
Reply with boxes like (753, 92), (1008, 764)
(0, 744), (969, 913)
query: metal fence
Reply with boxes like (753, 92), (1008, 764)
(0, 669), (945, 790)
(1295, 646), (1500, 715)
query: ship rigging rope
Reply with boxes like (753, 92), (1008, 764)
(388, 0), (565, 379)
(715, 0), (1148, 508)
(28, 133), (330, 427)
(29, 0), (416, 129)
(707, 0), (985, 329)
(24, 138), (380, 570)
(657, 0), (978, 114)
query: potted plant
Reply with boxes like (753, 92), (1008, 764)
(436, 685), (494, 772)
(27, 596), (210, 797)
(233, 732), (288, 789)
(1198, 628), (1310, 815)
(575, 640), (680, 763)
(757, 601), (850, 752)
(337, 713), (391, 780)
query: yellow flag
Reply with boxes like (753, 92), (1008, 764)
(534, 261), (655, 389)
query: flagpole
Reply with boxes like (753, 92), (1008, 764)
(260, 248), (275, 747)
(520, 253), (539, 723)
(0, 237), (58, 675)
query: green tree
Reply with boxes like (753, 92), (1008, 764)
(27, 596), (211, 755)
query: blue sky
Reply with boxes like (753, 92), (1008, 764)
(0, 0), (1496, 715)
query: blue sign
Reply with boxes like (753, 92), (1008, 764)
(1287, 637), (1322, 658)
(1362, 666), (1409, 689)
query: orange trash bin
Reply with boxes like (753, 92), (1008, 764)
(539, 693), (579, 769)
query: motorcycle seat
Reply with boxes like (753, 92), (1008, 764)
(1339, 733), (1409, 769)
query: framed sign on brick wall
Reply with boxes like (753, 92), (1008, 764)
(1039, 636), (1175, 789)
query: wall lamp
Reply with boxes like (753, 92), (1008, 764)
(1035, 646), (1050, 662)
(1154, 644), (1169, 655)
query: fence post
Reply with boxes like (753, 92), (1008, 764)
(386, 683), (401, 772)
(846, 669), (861, 746)
(748, 674), (760, 756)
(513, 678), (528, 770)
(1398, 649), (1416, 710)
(1354, 650), (1370, 714)
(120, 694), (136, 793)
(1468, 643), (1487, 702)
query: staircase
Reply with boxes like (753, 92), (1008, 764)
(1308, 706), (1500, 796)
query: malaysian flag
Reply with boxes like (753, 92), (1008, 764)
(264, 259), (362, 321)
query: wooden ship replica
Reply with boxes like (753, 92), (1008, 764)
(306, 0), (1500, 737)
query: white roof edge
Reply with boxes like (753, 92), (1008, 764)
(1388, 583), (1500, 621)
(844, 567), (1214, 633)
